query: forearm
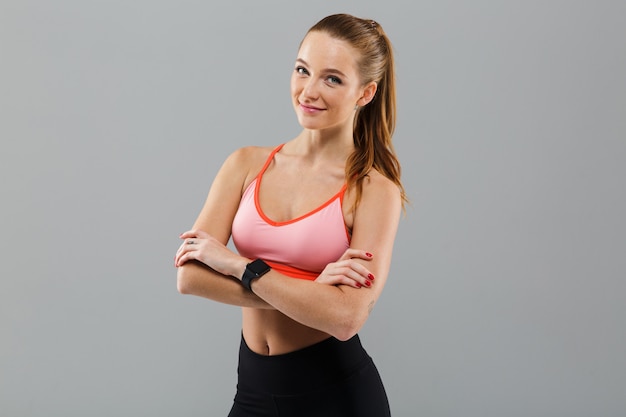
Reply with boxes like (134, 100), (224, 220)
(250, 272), (371, 341)
(177, 261), (274, 309)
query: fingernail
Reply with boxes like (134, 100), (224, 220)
(356, 283), (362, 288)
(364, 281), (371, 287)
(368, 274), (375, 281)
(366, 252), (373, 257)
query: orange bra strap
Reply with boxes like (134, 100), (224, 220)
(256, 143), (285, 179)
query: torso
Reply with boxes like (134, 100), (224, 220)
(234, 143), (357, 355)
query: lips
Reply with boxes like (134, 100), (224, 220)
(299, 102), (325, 113)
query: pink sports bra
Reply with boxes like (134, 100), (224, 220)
(231, 144), (351, 280)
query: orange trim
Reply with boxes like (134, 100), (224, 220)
(254, 144), (348, 227)
(339, 185), (352, 243)
(267, 261), (318, 281)
(257, 143), (285, 177)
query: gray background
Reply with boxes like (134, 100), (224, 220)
(1, 0), (625, 416)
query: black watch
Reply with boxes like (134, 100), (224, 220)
(241, 259), (271, 292)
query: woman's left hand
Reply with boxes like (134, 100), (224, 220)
(175, 230), (245, 277)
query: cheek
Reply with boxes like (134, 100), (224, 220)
(290, 75), (300, 96)
(335, 92), (358, 111)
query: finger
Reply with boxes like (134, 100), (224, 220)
(175, 241), (192, 257)
(175, 252), (187, 267)
(338, 248), (363, 261)
(175, 244), (185, 259)
(323, 266), (370, 288)
(174, 250), (185, 267)
(176, 235), (201, 261)
(348, 261), (375, 282)
(333, 270), (369, 288)
(334, 276), (363, 288)
(338, 248), (374, 262)
(176, 249), (199, 267)
(317, 274), (363, 288)
(179, 230), (209, 239)
(333, 260), (374, 282)
(338, 266), (373, 287)
(175, 244), (196, 266)
(179, 230), (195, 239)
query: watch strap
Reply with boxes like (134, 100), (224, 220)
(242, 259), (271, 292)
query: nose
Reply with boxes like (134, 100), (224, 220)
(301, 78), (320, 101)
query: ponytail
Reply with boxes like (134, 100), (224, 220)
(308, 14), (408, 211)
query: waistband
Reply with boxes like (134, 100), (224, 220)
(266, 261), (318, 280)
(236, 334), (371, 395)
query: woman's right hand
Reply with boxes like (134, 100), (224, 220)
(314, 249), (376, 289)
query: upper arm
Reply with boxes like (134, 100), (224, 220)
(346, 172), (402, 311)
(175, 146), (275, 308)
(191, 146), (267, 243)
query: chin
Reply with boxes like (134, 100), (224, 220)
(296, 115), (323, 130)
(299, 120), (333, 131)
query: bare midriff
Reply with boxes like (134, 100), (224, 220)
(242, 308), (331, 356)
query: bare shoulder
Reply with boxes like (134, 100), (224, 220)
(225, 145), (274, 169)
(190, 144), (278, 237)
(360, 169), (402, 209)
(221, 145), (277, 186)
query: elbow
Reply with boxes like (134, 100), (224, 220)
(331, 313), (367, 342)
(176, 266), (193, 295)
(333, 328), (359, 342)
(177, 278), (189, 295)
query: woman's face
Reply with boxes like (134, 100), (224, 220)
(291, 31), (375, 132)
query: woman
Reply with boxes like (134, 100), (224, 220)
(175, 13), (407, 417)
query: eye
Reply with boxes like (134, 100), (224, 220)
(326, 75), (342, 85)
(295, 66), (309, 75)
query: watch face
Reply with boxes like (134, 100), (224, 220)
(248, 259), (270, 276)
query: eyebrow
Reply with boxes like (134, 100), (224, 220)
(296, 58), (348, 78)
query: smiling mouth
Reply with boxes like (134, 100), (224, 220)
(299, 103), (325, 112)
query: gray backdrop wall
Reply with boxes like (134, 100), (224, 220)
(1, 1), (625, 416)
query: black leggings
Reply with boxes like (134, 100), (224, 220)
(228, 334), (391, 417)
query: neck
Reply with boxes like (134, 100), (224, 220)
(292, 122), (355, 162)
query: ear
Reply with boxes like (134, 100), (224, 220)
(357, 81), (378, 107)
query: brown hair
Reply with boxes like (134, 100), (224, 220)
(307, 14), (408, 210)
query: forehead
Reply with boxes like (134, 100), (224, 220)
(298, 31), (360, 74)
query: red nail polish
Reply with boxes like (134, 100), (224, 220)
(365, 281), (371, 287)
(368, 274), (375, 281)
(356, 283), (362, 288)
(366, 252), (373, 257)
